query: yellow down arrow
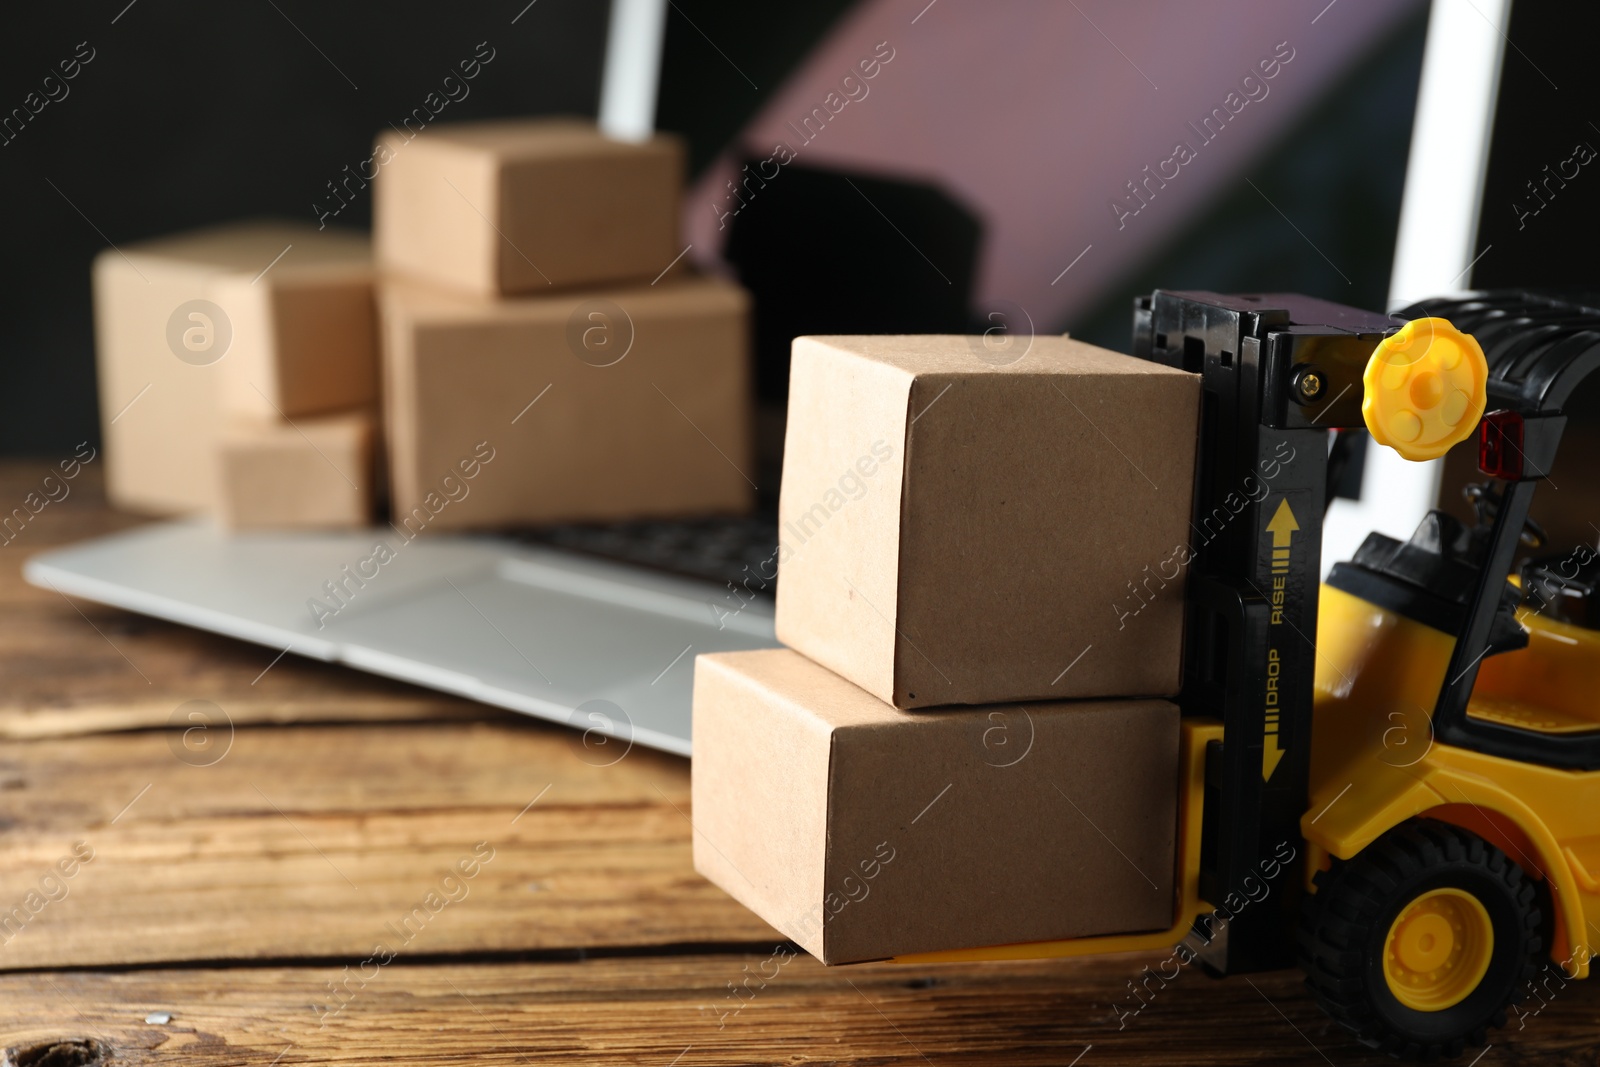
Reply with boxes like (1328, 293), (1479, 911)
(1263, 732), (1285, 781)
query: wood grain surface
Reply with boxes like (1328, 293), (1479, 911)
(4, 957), (1598, 1066)
(0, 463), (1589, 1066)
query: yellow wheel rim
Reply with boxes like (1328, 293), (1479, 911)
(1382, 887), (1494, 1012)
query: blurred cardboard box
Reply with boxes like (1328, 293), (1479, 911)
(691, 648), (1179, 964)
(380, 275), (751, 532)
(216, 411), (373, 530)
(212, 264), (376, 420)
(92, 222), (374, 515)
(775, 335), (1200, 709)
(374, 118), (683, 296)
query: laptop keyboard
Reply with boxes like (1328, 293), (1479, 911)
(509, 515), (780, 595)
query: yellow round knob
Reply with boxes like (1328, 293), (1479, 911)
(1362, 317), (1488, 461)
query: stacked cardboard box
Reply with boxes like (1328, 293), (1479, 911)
(92, 118), (753, 531)
(372, 118), (751, 528)
(93, 222), (378, 525)
(692, 334), (1202, 963)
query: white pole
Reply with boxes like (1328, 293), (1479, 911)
(1388, 0), (1511, 310)
(1322, 0), (1512, 578)
(598, 0), (669, 142)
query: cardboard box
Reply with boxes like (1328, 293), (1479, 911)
(380, 275), (751, 532)
(92, 221), (374, 515)
(216, 411), (374, 530)
(691, 648), (1179, 964)
(373, 118), (684, 296)
(775, 335), (1199, 708)
(212, 262), (377, 421)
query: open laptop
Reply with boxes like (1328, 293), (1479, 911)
(27, 1), (781, 758)
(26, 0), (1531, 755)
(26, 515), (779, 756)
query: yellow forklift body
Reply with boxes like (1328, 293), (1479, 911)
(1302, 582), (1600, 978)
(1474, 605), (1600, 734)
(895, 293), (1596, 1061)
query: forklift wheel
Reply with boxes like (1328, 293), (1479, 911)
(1299, 819), (1544, 1059)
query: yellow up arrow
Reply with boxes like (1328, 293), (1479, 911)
(1267, 498), (1299, 548)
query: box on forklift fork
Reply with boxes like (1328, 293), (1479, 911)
(691, 649), (1179, 964)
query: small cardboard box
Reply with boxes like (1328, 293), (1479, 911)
(212, 262), (377, 420)
(216, 411), (374, 530)
(776, 335), (1200, 708)
(92, 221), (374, 516)
(373, 118), (684, 296)
(691, 648), (1179, 964)
(380, 275), (752, 532)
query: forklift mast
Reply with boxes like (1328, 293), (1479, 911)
(1132, 290), (1399, 974)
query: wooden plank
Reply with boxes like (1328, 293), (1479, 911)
(0, 722), (772, 969)
(0, 461), (493, 738)
(1, 954), (1589, 1066)
(0, 696), (491, 741)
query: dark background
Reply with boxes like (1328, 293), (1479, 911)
(1, 0), (1427, 455)
(1071, 11), (1426, 351)
(1473, 1), (1600, 289)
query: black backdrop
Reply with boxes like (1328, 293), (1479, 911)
(0, 0), (854, 455)
(1473, 1), (1600, 290)
(1, 1), (1430, 457)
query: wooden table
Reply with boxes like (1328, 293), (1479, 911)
(0, 460), (1590, 1066)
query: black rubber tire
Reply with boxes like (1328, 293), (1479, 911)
(1298, 818), (1544, 1060)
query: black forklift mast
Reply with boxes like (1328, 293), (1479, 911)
(1132, 290), (1399, 975)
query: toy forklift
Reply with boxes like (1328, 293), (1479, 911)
(904, 289), (1600, 1058)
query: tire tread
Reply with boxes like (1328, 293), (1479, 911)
(1298, 819), (1543, 1059)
